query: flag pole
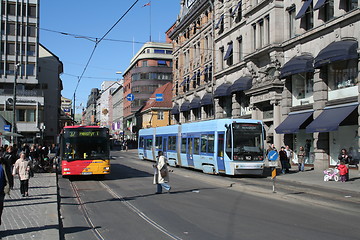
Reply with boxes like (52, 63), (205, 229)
(149, 1), (152, 42)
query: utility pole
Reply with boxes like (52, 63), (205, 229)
(11, 63), (20, 145)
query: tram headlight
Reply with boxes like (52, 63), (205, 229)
(64, 168), (70, 171)
(103, 167), (110, 170)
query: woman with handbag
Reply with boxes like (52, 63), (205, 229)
(153, 151), (171, 194)
(12, 152), (31, 197)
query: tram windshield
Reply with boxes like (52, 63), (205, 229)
(226, 123), (263, 160)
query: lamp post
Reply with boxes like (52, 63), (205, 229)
(11, 63), (21, 145)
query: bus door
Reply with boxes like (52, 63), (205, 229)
(186, 137), (195, 167)
(217, 132), (226, 172)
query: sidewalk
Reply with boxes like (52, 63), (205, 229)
(0, 173), (59, 240)
(276, 166), (360, 193)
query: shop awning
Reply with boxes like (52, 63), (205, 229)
(306, 104), (358, 133)
(180, 101), (191, 112)
(275, 111), (313, 134)
(189, 97), (201, 109)
(314, 40), (358, 68)
(280, 55), (314, 79)
(170, 105), (180, 115)
(0, 130), (23, 137)
(314, 0), (326, 10)
(230, 76), (252, 93)
(224, 43), (233, 61)
(214, 83), (232, 98)
(201, 93), (213, 106)
(295, 0), (313, 19)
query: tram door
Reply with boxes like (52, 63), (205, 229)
(217, 133), (226, 172)
(187, 137), (195, 167)
(163, 137), (168, 158)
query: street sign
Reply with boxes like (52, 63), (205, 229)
(126, 93), (135, 101)
(267, 150), (278, 161)
(155, 93), (163, 102)
(4, 125), (10, 132)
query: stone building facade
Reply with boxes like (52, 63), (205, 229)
(169, 0), (359, 170)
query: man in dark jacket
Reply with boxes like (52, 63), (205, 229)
(0, 163), (6, 225)
(279, 146), (290, 174)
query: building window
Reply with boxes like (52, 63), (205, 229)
(252, 24), (257, 50)
(193, 108), (201, 120)
(157, 111), (164, 120)
(28, 24), (36, 37)
(292, 73), (314, 105)
(327, 59), (358, 90)
(237, 36), (243, 61)
(265, 15), (270, 45)
(28, 5), (37, 17)
(16, 109), (35, 122)
(304, 3), (314, 30)
(322, 0), (334, 22)
(26, 64), (35, 76)
(235, 1), (243, 23)
(7, 42), (15, 55)
(142, 61), (148, 67)
(345, 0), (358, 11)
(8, 3), (16, 15)
(196, 70), (200, 86)
(220, 47), (224, 70)
(204, 105), (214, 118)
(288, 5), (296, 38)
(259, 20), (264, 48)
(154, 49), (165, 54)
(8, 23), (16, 35)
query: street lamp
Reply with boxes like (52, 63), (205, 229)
(11, 63), (21, 145)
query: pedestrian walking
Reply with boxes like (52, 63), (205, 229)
(12, 152), (31, 197)
(297, 146), (305, 172)
(3, 146), (15, 189)
(0, 163), (7, 225)
(337, 161), (348, 182)
(153, 151), (171, 194)
(279, 146), (289, 174)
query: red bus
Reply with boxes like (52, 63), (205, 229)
(59, 126), (111, 176)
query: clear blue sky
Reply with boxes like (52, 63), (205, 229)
(40, 0), (180, 111)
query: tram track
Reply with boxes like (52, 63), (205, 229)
(70, 181), (105, 240)
(69, 179), (183, 240)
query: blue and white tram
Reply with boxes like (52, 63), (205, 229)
(138, 119), (265, 175)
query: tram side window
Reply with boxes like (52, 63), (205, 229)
(155, 136), (162, 149)
(208, 134), (214, 153)
(201, 134), (208, 153)
(181, 138), (187, 153)
(146, 139), (153, 149)
(194, 138), (200, 155)
(226, 128), (232, 158)
(168, 136), (177, 151)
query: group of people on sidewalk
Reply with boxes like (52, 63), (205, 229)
(0, 144), (38, 227)
(267, 143), (358, 182)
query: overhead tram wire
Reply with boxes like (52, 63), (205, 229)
(71, 0), (140, 121)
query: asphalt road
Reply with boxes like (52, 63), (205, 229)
(58, 150), (360, 240)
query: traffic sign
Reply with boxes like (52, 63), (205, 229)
(155, 94), (163, 102)
(126, 93), (135, 101)
(4, 125), (10, 132)
(267, 150), (278, 161)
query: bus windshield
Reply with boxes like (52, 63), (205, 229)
(62, 128), (110, 161)
(226, 123), (263, 161)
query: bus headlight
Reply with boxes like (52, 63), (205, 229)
(64, 168), (70, 171)
(103, 167), (110, 170)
